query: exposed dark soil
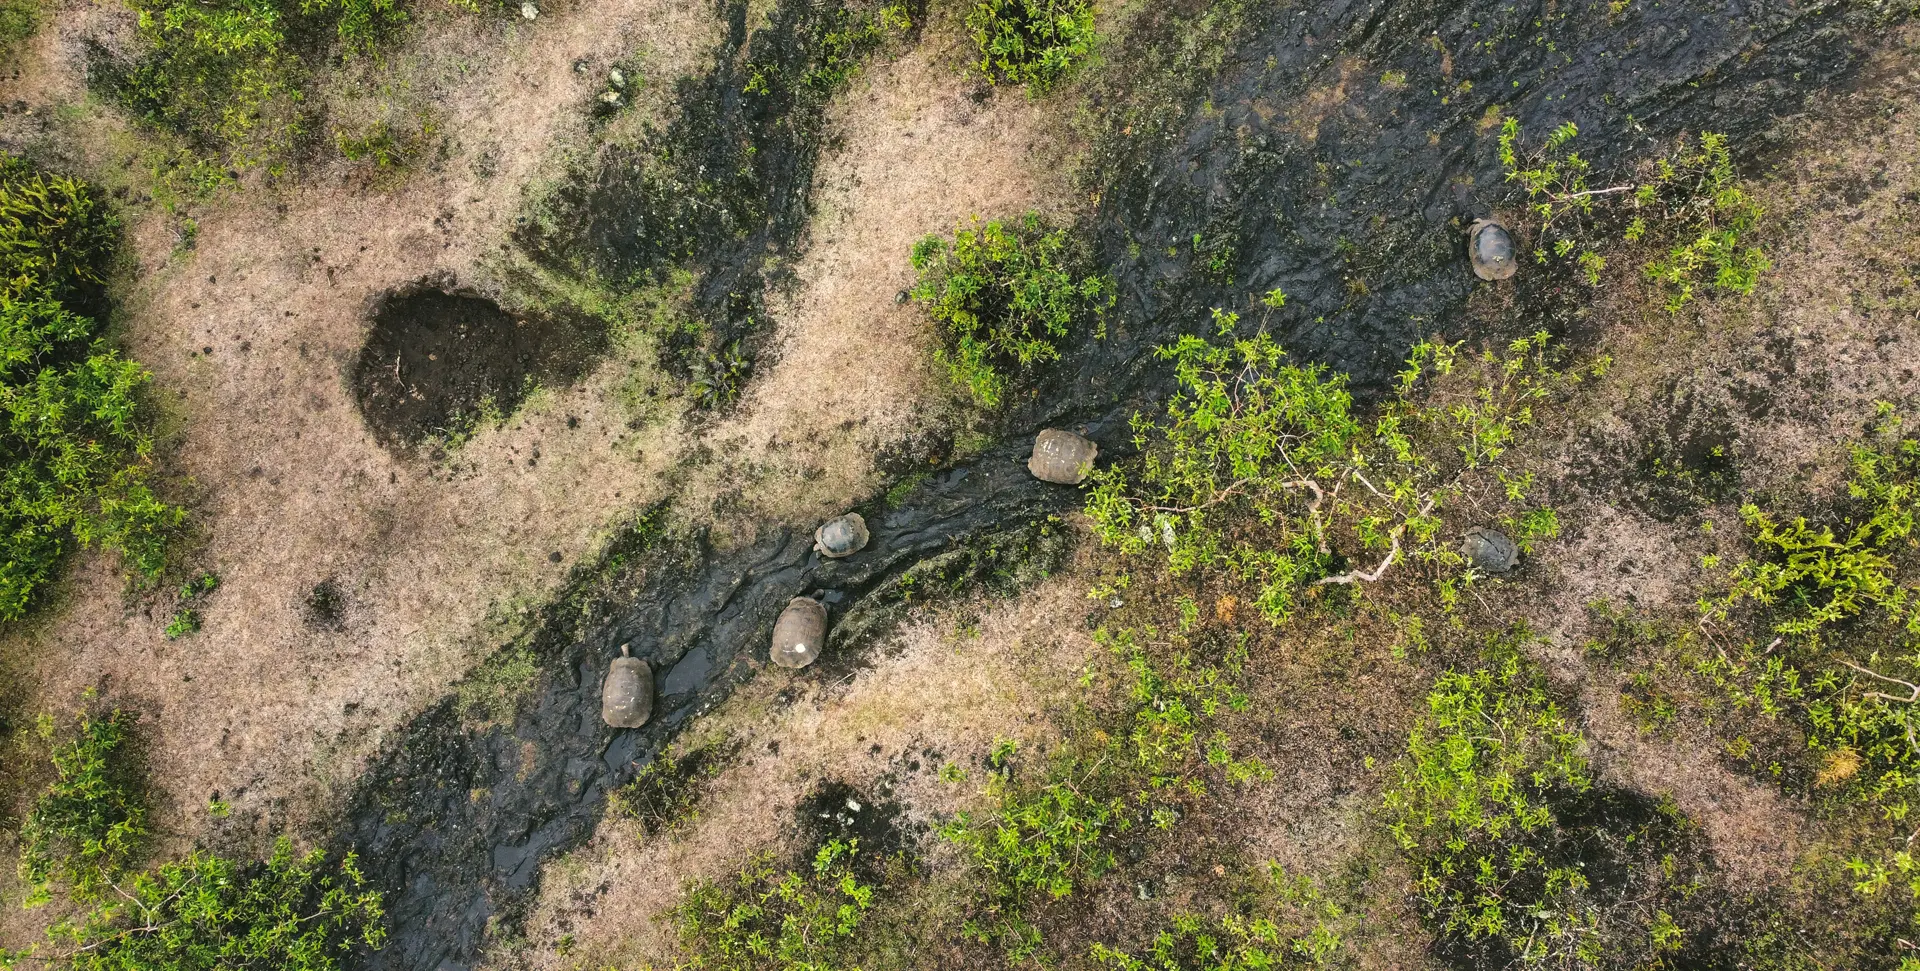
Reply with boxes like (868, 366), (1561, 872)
(795, 778), (909, 877)
(1072, 0), (1883, 396)
(349, 284), (607, 452)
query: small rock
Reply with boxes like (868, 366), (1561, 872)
(520, 2), (537, 18)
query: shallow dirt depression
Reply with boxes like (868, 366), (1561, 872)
(350, 285), (608, 451)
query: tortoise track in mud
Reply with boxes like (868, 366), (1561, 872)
(331, 0), (1893, 966)
(350, 284), (608, 452)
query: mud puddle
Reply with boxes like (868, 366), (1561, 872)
(350, 284), (608, 451)
(332, 0), (1892, 966)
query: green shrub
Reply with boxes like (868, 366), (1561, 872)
(1499, 121), (1768, 309)
(19, 837), (387, 971)
(1384, 650), (1709, 968)
(909, 212), (1112, 407)
(0, 155), (182, 619)
(0, 156), (118, 302)
(17, 709), (146, 905)
(1383, 654), (1591, 956)
(112, 0), (466, 170)
(1085, 329), (1580, 622)
(966, 0), (1096, 91)
(1690, 405), (1920, 812)
(670, 838), (874, 971)
(1633, 132), (1770, 312)
(939, 627), (1268, 959)
(1088, 864), (1350, 969)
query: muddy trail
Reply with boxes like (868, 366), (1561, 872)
(337, 439), (1089, 971)
(332, 0), (1891, 966)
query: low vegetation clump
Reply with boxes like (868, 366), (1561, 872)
(0, 0), (37, 60)
(1088, 864), (1352, 969)
(108, 0), (471, 170)
(966, 0), (1097, 91)
(1500, 120), (1769, 309)
(1621, 405), (1920, 920)
(0, 154), (181, 620)
(909, 213), (1112, 407)
(23, 837), (388, 971)
(939, 626), (1270, 959)
(5, 705), (386, 970)
(16, 709), (146, 905)
(669, 839), (875, 970)
(1686, 408), (1920, 806)
(609, 735), (737, 835)
(1385, 648), (1713, 968)
(1085, 329), (1580, 622)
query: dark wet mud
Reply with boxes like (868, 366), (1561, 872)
(1078, 0), (1883, 394)
(350, 284), (608, 451)
(333, 0), (1896, 966)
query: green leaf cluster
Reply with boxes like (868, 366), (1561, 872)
(1634, 132), (1770, 312)
(1383, 654), (1592, 955)
(1088, 864), (1349, 969)
(671, 838), (875, 971)
(6, 710), (386, 971)
(966, 0), (1096, 91)
(1085, 331), (1577, 622)
(1688, 407), (1920, 814)
(1499, 121), (1768, 308)
(17, 709), (146, 905)
(909, 212), (1112, 407)
(1385, 650), (1711, 969)
(24, 838), (387, 971)
(0, 155), (181, 619)
(939, 627), (1267, 959)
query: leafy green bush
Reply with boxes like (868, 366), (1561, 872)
(0, 157), (118, 302)
(1384, 651), (1708, 968)
(1085, 329), (1579, 622)
(112, 0), (466, 170)
(1499, 120), (1768, 309)
(966, 0), (1096, 91)
(16, 837), (387, 971)
(0, 155), (182, 619)
(1384, 655), (1591, 956)
(939, 627), (1268, 959)
(909, 212), (1112, 407)
(1088, 864), (1350, 969)
(1632, 132), (1770, 312)
(17, 709), (146, 905)
(670, 838), (875, 971)
(1690, 405), (1920, 812)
